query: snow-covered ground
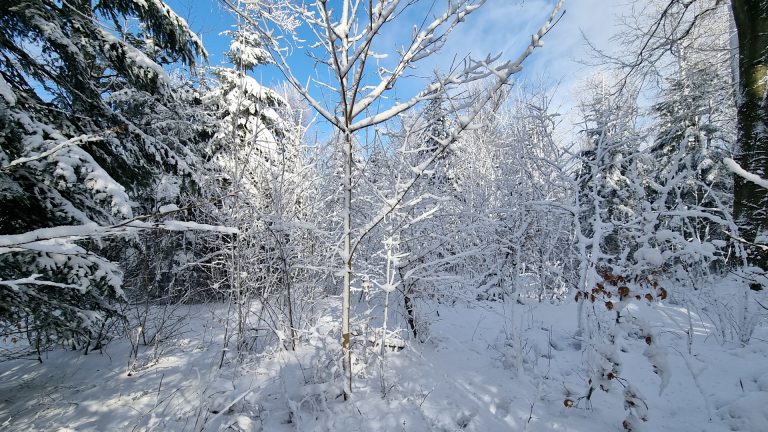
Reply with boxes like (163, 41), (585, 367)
(1, 294), (767, 431)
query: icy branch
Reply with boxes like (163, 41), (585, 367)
(350, 0), (565, 253)
(0, 275), (85, 291)
(0, 211), (239, 252)
(0, 133), (105, 171)
(724, 157), (768, 189)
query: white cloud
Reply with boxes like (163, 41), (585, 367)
(372, 0), (626, 113)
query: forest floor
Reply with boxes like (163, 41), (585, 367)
(1, 288), (767, 431)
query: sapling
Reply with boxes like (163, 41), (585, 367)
(226, 0), (566, 397)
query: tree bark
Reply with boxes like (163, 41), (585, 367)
(731, 0), (768, 289)
(404, 285), (418, 339)
(342, 128), (353, 398)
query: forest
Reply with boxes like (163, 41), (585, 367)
(1, 0), (767, 431)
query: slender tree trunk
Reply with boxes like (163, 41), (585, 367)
(731, 0), (768, 289)
(282, 253), (297, 351)
(403, 286), (417, 339)
(342, 129), (353, 398)
(392, 265), (418, 339)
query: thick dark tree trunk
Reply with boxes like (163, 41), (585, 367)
(731, 0), (768, 289)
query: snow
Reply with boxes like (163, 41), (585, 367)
(724, 157), (768, 189)
(0, 74), (15, 106)
(0, 274), (85, 291)
(0, 2), (765, 432)
(9, 111), (135, 218)
(2, 280), (766, 432)
(0, 223), (103, 250)
(162, 220), (239, 234)
(230, 39), (269, 66)
(633, 246), (664, 267)
(158, 203), (179, 213)
(97, 28), (169, 90)
(0, 219), (237, 255)
(155, 176), (181, 203)
(718, 392), (768, 431)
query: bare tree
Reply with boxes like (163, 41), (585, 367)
(225, 0), (565, 397)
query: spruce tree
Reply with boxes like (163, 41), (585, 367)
(0, 0), (205, 355)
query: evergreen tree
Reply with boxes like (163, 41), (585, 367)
(0, 0), (205, 355)
(643, 59), (734, 278)
(201, 24), (309, 353)
(575, 82), (643, 272)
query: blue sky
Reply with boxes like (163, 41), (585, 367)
(163, 1), (237, 66)
(165, 0), (625, 121)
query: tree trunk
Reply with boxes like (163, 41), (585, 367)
(342, 129), (353, 398)
(732, 0), (768, 289)
(404, 285), (418, 339)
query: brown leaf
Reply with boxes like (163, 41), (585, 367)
(658, 287), (668, 300)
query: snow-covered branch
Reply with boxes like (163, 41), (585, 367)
(350, 0), (565, 254)
(0, 212), (238, 252)
(0, 274), (85, 291)
(724, 157), (768, 190)
(0, 133), (105, 171)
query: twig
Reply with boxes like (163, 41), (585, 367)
(418, 388), (434, 408)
